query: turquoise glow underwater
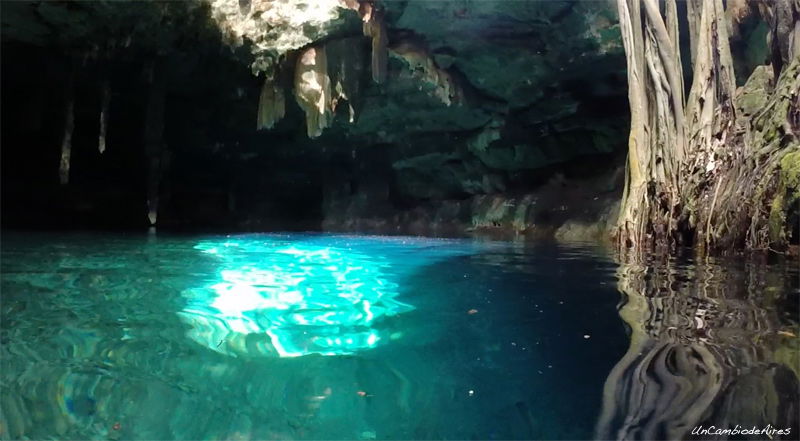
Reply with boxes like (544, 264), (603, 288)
(179, 235), (474, 357)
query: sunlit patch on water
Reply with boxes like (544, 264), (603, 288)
(180, 238), (426, 357)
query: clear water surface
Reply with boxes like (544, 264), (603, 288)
(1, 232), (797, 440)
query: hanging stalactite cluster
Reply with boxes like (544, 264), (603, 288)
(256, 1), (379, 137)
(614, 0), (800, 255)
(58, 57), (115, 184)
(390, 39), (462, 106)
(257, 0), (463, 139)
(291, 37), (367, 138)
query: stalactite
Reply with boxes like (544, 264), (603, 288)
(256, 77), (285, 130)
(294, 45), (332, 138)
(59, 63), (76, 185)
(98, 79), (110, 154)
(143, 60), (166, 226)
(391, 40), (462, 106)
(360, 2), (387, 84)
(327, 37), (365, 123)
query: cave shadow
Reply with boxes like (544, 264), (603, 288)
(362, 241), (628, 440)
(365, 241), (800, 440)
(1, 1), (327, 232)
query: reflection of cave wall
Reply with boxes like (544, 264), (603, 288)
(597, 260), (800, 440)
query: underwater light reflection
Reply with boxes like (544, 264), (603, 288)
(179, 239), (413, 357)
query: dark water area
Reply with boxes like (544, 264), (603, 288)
(1, 232), (797, 440)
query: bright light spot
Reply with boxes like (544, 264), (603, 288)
(179, 238), (413, 357)
(367, 333), (379, 346)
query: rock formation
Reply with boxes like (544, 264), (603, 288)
(359, 1), (388, 84)
(256, 77), (285, 130)
(293, 46), (333, 138)
(98, 79), (110, 154)
(2, 0), (793, 250)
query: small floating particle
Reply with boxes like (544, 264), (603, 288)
(112, 422), (121, 431)
(356, 391), (373, 397)
(468, 390), (474, 396)
(467, 309), (478, 315)
(583, 334), (591, 339)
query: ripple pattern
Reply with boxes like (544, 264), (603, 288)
(179, 239), (416, 357)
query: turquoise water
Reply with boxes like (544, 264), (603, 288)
(1, 233), (797, 440)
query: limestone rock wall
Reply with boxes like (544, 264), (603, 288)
(1, 0), (637, 233)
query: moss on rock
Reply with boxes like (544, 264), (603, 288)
(769, 151), (800, 242)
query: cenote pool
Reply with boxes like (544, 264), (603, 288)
(1, 232), (798, 440)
